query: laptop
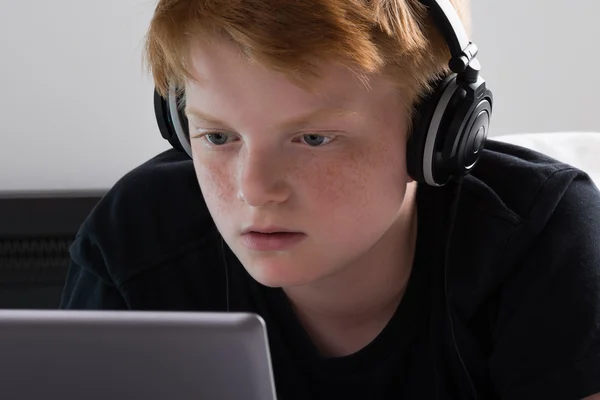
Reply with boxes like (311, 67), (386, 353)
(0, 310), (278, 400)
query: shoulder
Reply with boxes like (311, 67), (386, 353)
(447, 140), (600, 399)
(448, 138), (600, 307)
(456, 138), (599, 256)
(466, 138), (600, 264)
(466, 138), (597, 223)
(70, 149), (221, 286)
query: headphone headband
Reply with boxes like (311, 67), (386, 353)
(419, 0), (480, 80)
(419, 0), (470, 57)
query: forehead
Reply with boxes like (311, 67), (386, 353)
(184, 38), (403, 116)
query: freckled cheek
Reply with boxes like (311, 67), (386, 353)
(294, 147), (406, 221)
(295, 155), (372, 211)
(192, 156), (237, 218)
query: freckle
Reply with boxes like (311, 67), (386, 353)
(199, 162), (233, 213)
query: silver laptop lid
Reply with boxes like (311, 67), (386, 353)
(0, 310), (277, 400)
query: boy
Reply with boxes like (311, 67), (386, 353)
(60, 0), (600, 398)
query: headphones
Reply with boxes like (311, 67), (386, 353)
(406, 0), (492, 187)
(153, 0), (492, 188)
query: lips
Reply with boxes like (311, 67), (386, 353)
(240, 228), (306, 251)
(241, 226), (296, 235)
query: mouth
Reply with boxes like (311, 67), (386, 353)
(241, 226), (299, 235)
(240, 228), (306, 251)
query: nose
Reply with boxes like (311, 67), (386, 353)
(237, 148), (290, 207)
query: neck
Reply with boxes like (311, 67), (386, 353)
(283, 182), (419, 356)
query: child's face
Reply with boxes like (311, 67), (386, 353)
(185, 39), (414, 289)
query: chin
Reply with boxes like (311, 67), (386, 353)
(242, 256), (321, 289)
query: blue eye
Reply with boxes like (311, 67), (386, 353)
(205, 133), (232, 145)
(300, 134), (333, 147)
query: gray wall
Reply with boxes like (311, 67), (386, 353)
(1, 0), (598, 191)
(472, 0), (599, 136)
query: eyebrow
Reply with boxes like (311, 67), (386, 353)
(184, 106), (356, 131)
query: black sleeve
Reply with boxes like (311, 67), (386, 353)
(489, 172), (600, 400)
(59, 236), (128, 310)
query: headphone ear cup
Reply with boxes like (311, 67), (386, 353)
(153, 88), (192, 157)
(407, 75), (492, 186)
(154, 88), (182, 151)
(407, 75), (456, 185)
(448, 84), (492, 177)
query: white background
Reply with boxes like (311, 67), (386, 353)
(1, 0), (598, 192)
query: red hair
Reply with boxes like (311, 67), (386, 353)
(143, 0), (470, 117)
